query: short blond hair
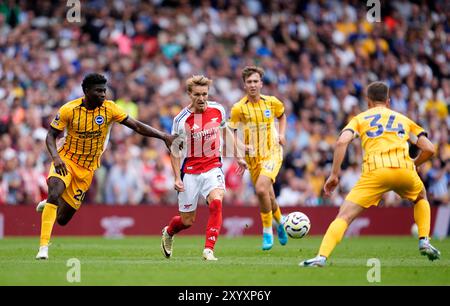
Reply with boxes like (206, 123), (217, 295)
(241, 66), (265, 82)
(186, 75), (212, 93)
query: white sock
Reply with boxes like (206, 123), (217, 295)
(263, 227), (273, 235)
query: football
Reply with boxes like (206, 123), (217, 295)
(283, 212), (311, 239)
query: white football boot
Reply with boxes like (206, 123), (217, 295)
(161, 226), (173, 259)
(419, 238), (441, 261)
(299, 255), (327, 267)
(36, 245), (49, 260)
(202, 248), (218, 261)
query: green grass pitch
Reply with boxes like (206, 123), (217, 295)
(0, 236), (448, 285)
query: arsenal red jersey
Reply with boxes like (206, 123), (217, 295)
(172, 101), (227, 174)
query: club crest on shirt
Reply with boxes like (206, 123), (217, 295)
(95, 115), (105, 125)
(264, 109), (271, 118)
(397, 129), (405, 138)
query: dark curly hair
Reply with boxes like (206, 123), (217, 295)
(82, 73), (107, 92)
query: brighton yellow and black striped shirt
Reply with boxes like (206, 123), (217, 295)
(228, 95), (284, 166)
(51, 97), (128, 170)
(343, 106), (426, 173)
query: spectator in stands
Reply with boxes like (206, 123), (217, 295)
(426, 158), (449, 205)
(105, 149), (145, 205)
(0, 0), (447, 207)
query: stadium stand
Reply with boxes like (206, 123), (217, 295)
(0, 0), (448, 207)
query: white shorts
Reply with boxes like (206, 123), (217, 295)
(178, 167), (226, 212)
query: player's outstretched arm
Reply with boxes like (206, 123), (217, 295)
(324, 130), (354, 196)
(46, 127), (68, 176)
(413, 135), (435, 168)
(169, 152), (185, 192)
(121, 117), (177, 151)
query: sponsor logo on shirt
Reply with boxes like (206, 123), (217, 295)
(52, 113), (61, 125)
(192, 127), (219, 141)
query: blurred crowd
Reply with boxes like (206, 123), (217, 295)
(0, 0), (448, 207)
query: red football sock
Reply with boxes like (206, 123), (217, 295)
(205, 199), (222, 250)
(167, 215), (189, 236)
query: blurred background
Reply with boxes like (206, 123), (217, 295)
(0, 0), (448, 208)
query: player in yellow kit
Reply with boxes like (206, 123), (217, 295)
(228, 66), (288, 250)
(300, 82), (440, 267)
(36, 73), (176, 260)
